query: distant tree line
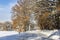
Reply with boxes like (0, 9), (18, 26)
(0, 21), (13, 31)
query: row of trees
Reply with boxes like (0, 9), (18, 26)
(0, 21), (13, 31)
(11, 0), (60, 32)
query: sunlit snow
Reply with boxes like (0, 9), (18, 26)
(0, 30), (60, 40)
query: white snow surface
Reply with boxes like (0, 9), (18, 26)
(0, 31), (18, 37)
(0, 30), (60, 40)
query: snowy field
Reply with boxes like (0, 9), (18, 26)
(0, 30), (60, 40)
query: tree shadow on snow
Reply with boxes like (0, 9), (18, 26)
(0, 34), (19, 40)
(0, 31), (59, 40)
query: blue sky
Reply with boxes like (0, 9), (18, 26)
(0, 0), (17, 22)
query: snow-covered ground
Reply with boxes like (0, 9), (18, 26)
(0, 30), (60, 40)
(0, 31), (18, 40)
(0, 31), (18, 37)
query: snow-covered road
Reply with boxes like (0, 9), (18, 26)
(0, 30), (60, 40)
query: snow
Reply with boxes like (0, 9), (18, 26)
(0, 30), (60, 40)
(0, 31), (18, 37)
(25, 30), (60, 40)
(0, 31), (18, 40)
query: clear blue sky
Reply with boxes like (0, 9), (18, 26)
(0, 0), (17, 22)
